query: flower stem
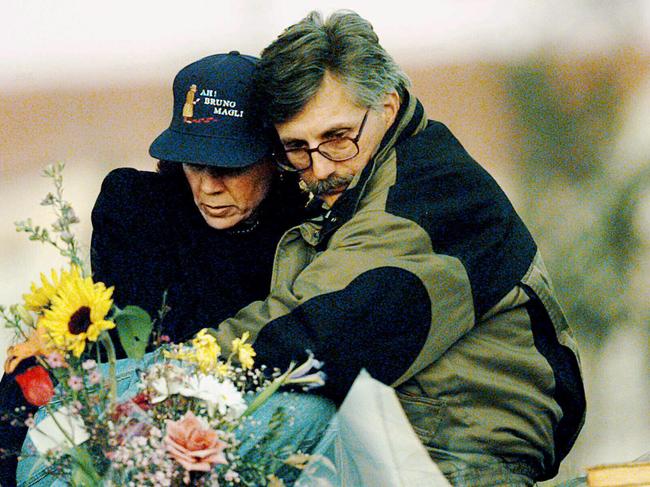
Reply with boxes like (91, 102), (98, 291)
(44, 403), (76, 447)
(100, 333), (117, 406)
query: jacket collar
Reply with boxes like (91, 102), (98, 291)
(312, 90), (428, 245)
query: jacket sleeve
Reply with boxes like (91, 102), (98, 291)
(215, 209), (475, 402)
(91, 168), (174, 317)
(90, 168), (188, 355)
(0, 358), (38, 486)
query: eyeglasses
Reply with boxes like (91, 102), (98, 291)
(275, 110), (369, 172)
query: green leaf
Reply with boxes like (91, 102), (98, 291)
(240, 364), (295, 419)
(203, 327), (220, 340)
(68, 446), (102, 485)
(71, 465), (95, 486)
(113, 305), (153, 360)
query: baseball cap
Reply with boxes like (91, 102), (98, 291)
(149, 52), (273, 168)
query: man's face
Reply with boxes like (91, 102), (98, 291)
(183, 160), (274, 230)
(275, 72), (399, 207)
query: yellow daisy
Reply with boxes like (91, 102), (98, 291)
(39, 273), (115, 357)
(214, 362), (230, 377)
(23, 266), (80, 313)
(163, 347), (192, 362)
(191, 329), (222, 373)
(232, 331), (256, 370)
(192, 329), (221, 355)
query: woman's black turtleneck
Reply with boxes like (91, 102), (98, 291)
(91, 167), (306, 353)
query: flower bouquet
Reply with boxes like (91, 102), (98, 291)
(1, 163), (327, 486)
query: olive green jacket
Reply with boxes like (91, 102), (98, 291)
(215, 92), (586, 483)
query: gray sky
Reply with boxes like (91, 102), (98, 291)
(2, 0), (649, 91)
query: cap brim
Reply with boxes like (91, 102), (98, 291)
(149, 128), (270, 168)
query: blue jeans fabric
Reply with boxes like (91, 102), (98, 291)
(16, 352), (335, 486)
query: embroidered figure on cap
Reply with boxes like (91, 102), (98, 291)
(183, 84), (198, 123)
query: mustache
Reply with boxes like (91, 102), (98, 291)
(302, 174), (354, 196)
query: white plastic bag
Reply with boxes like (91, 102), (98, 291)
(296, 369), (450, 487)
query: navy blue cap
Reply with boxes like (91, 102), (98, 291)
(149, 52), (272, 168)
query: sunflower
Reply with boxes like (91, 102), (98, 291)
(39, 273), (115, 357)
(23, 266), (80, 313)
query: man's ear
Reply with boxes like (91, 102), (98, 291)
(381, 91), (401, 127)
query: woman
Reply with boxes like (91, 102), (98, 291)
(91, 51), (306, 350)
(9, 52), (335, 487)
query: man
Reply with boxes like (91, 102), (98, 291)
(213, 11), (586, 486)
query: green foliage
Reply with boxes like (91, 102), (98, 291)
(67, 446), (103, 486)
(113, 305), (153, 360)
(236, 407), (303, 486)
(507, 61), (620, 186)
(505, 60), (646, 345)
(14, 162), (85, 269)
(602, 166), (650, 272)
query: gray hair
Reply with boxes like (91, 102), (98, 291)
(254, 10), (410, 124)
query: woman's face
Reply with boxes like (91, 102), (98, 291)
(183, 160), (274, 230)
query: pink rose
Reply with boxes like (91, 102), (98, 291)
(164, 411), (228, 472)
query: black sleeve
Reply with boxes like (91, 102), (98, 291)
(0, 359), (37, 487)
(253, 267), (432, 404)
(90, 168), (179, 356)
(91, 168), (174, 315)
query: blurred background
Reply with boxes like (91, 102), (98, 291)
(1, 0), (648, 483)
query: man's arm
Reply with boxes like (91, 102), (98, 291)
(215, 210), (475, 402)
